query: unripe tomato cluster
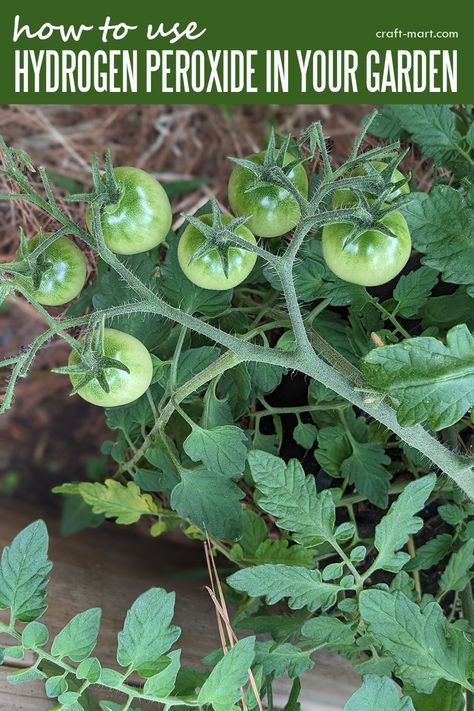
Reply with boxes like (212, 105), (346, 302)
(12, 154), (411, 407)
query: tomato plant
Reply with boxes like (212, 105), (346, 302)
(22, 232), (87, 306)
(1, 106), (474, 711)
(177, 212), (257, 290)
(68, 328), (154, 407)
(228, 149), (308, 238)
(86, 166), (172, 255)
(322, 210), (411, 286)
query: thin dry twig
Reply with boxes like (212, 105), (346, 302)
(204, 533), (263, 711)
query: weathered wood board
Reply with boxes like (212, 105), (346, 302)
(0, 500), (360, 710)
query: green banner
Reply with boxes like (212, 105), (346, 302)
(2, 0), (472, 103)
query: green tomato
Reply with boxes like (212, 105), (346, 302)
(69, 328), (153, 407)
(322, 211), (411, 287)
(25, 232), (87, 306)
(177, 213), (257, 291)
(228, 151), (308, 238)
(332, 161), (409, 209)
(86, 167), (172, 255)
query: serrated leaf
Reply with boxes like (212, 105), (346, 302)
(386, 105), (463, 167)
(362, 324), (474, 429)
(243, 538), (315, 568)
(248, 450), (335, 546)
(370, 106), (404, 142)
(170, 467), (243, 540)
(438, 504), (465, 526)
(301, 616), (356, 650)
(315, 411), (391, 508)
(183, 425), (247, 479)
(51, 608), (101, 662)
(405, 533), (454, 571)
(404, 679), (465, 711)
(0, 520), (51, 622)
(404, 186), (474, 288)
(228, 564), (342, 611)
(343, 675), (415, 710)
(439, 539), (474, 594)
(117, 588), (180, 676)
(359, 590), (474, 693)
(198, 637), (255, 711)
(73, 480), (158, 525)
(254, 640), (313, 678)
(371, 475), (436, 573)
(143, 649), (181, 697)
(393, 267), (439, 318)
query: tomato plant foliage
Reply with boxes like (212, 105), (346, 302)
(1, 106), (474, 709)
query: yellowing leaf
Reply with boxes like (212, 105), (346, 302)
(77, 480), (158, 525)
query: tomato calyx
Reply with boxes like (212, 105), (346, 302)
(337, 203), (408, 250)
(53, 319), (130, 395)
(229, 131), (308, 203)
(334, 152), (411, 207)
(1, 228), (56, 290)
(182, 200), (253, 278)
(66, 149), (125, 210)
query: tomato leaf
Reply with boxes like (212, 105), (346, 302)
(392, 267), (439, 318)
(359, 590), (474, 693)
(55, 480), (159, 525)
(362, 324), (474, 429)
(315, 410), (391, 508)
(116, 588), (180, 676)
(143, 650), (181, 697)
(404, 186), (474, 288)
(228, 564), (342, 611)
(343, 675), (415, 710)
(372, 105), (465, 169)
(403, 679), (466, 711)
(170, 467), (244, 539)
(247, 450), (338, 546)
(198, 636), (255, 711)
(254, 640), (313, 678)
(439, 539), (474, 594)
(51, 609), (102, 662)
(370, 475), (436, 573)
(183, 424), (248, 479)
(292, 422), (318, 449)
(0, 520), (51, 623)
(301, 616), (356, 650)
(404, 533), (454, 572)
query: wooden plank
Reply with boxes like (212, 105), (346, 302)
(0, 500), (360, 709)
